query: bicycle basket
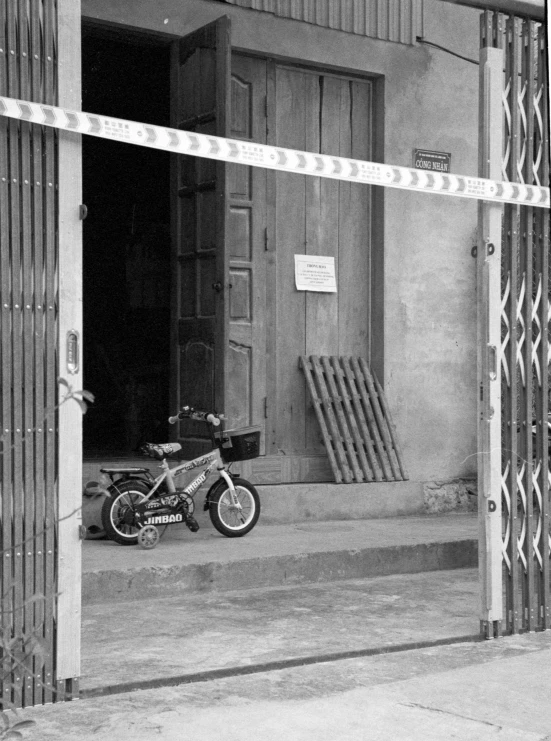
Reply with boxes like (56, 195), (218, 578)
(214, 425), (261, 463)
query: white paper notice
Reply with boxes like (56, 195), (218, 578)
(294, 255), (337, 293)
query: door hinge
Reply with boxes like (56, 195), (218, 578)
(264, 95), (268, 118)
(264, 227), (268, 251)
(264, 396), (268, 418)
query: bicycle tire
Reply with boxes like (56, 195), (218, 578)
(101, 479), (152, 546)
(208, 477), (260, 537)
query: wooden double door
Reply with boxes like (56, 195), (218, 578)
(172, 17), (373, 483)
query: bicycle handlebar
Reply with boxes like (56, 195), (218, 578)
(168, 406), (223, 426)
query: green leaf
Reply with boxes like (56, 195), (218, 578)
(27, 636), (49, 660)
(81, 390), (96, 403)
(0, 713), (9, 731)
(58, 377), (70, 388)
(10, 721), (36, 732)
(3, 731), (23, 740)
(10, 650), (27, 664)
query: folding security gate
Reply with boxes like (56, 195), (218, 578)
(479, 11), (550, 637)
(0, 0), (83, 708)
(0, 0), (549, 709)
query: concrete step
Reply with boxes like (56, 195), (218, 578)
(82, 513), (478, 604)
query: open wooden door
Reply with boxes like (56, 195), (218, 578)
(170, 18), (231, 456)
(225, 54), (268, 438)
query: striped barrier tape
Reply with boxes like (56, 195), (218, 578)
(0, 95), (549, 209)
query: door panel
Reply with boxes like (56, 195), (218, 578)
(338, 80), (372, 356)
(170, 17), (230, 456)
(274, 67), (314, 454)
(271, 66), (373, 464)
(225, 54), (267, 441)
(172, 40), (373, 480)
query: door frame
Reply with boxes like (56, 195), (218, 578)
(57, 0), (84, 691)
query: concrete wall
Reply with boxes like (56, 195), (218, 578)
(383, 2), (481, 482)
(82, 0), (482, 486)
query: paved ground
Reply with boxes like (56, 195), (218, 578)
(79, 568), (480, 693)
(12, 516), (550, 740)
(19, 628), (551, 740)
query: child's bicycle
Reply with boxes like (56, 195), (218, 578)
(99, 406), (261, 549)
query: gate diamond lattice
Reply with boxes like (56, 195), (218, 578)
(483, 11), (550, 634)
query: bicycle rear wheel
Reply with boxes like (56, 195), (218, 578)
(101, 480), (151, 545)
(208, 478), (260, 537)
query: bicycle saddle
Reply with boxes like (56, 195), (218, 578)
(141, 442), (182, 460)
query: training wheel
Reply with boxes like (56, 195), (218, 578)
(137, 525), (160, 550)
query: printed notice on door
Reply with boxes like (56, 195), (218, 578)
(294, 255), (337, 293)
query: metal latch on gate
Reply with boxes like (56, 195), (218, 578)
(488, 345), (497, 381)
(66, 330), (80, 374)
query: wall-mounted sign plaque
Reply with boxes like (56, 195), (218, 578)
(295, 255), (337, 293)
(413, 149), (451, 173)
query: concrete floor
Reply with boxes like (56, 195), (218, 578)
(18, 579), (551, 740)
(82, 513), (478, 602)
(80, 568), (480, 694)
(16, 514), (545, 741)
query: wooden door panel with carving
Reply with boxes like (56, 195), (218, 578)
(225, 54), (267, 444)
(170, 17), (230, 456)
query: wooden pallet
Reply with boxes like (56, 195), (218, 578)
(300, 356), (408, 484)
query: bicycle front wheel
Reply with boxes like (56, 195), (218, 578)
(208, 477), (260, 537)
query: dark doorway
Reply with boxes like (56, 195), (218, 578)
(82, 27), (171, 455)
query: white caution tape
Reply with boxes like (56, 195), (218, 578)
(1, 95), (549, 209)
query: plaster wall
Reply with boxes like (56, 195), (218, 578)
(82, 0), (482, 484)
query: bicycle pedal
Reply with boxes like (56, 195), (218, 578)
(185, 517), (200, 533)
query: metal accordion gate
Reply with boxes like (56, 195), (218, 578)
(480, 11), (550, 637)
(1, 0), (82, 709)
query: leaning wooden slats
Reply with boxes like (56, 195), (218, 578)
(372, 372), (409, 481)
(301, 355), (342, 482)
(357, 358), (403, 481)
(320, 356), (363, 482)
(340, 357), (381, 481)
(328, 357), (374, 482)
(348, 357), (393, 480)
(301, 356), (408, 484)
(302, 357), (349, 483)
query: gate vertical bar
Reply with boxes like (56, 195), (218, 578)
(489, 10), (550, 635)
(478, 36), (504, 638)
(526, 18), (550, 632)
(42, 0), (58, 706)
(519, 19), (537, 631)
(55, 0), (83, 699)
(6, 0), (25, 707)
(0, 0), (62, 708)
(18, 0), (38, 706)
(533, 22), (550, 630)
(501, 13), (523, 635)
(0, 0), (14, 711)
(29, 0), (46, 704)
